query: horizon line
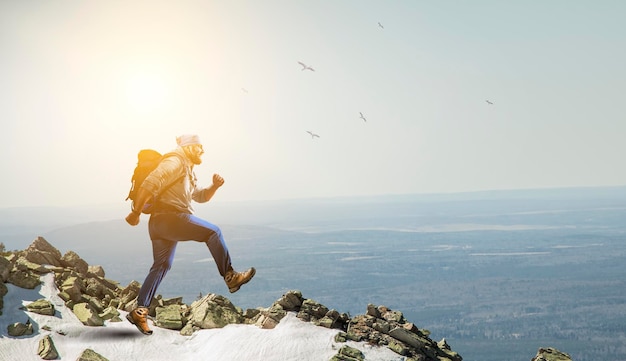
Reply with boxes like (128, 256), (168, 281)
(2, 184), (626, 210)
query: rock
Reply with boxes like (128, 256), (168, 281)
(155, 304), (184, 330)
(77, 348), (110, 361)
(379, 306), (404, 323)
(159, 296), (184, 307)
(388, 326), (427, 350)
(1, 241), (469, 361)
(366, 303), (381, 318)
(37, 335), (59, 360)
(25, 298), (56, 316)
(334, 332), (347, 343)
(387, 340), (409, 356)
(242, 308), (261, 322)
(60, 276), (84, 303)
(255, 305), (287, 329)
(81, 294), (105, 314)
(24, 236), (63, 267)
(118, 280), (141, 310)
(372, 319), (391, 334)
(73, 303), (104, 326)
(7, 270), (41, 289)
(15, 256), (51, 274)
(188, 294), (243, 329)
(531, 347), (572, 361)
(274, 290), (304, 311)
(0, 282), (7, 315)
(61, 250), (89, 275)
(8, 319), (34, 336)
(330, 345), (365, 361)
(84, 277), (117, 300)
(87, 265), (105, 278)
(98, 306), (120, 321)
(0, 256), (12, 281)
(342, 304), (462, 361)
(180, 322), (199, 336)
(299, 299), (329, 320)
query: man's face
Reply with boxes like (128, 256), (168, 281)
(186, 144), (204, 165)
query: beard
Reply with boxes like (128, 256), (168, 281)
(189, 154), (202, 165)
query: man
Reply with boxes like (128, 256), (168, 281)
(124, 134), (255, 335)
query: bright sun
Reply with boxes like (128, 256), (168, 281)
(124, 73), (168, 113)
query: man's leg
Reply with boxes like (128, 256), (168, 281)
(137, 237), (178, 307)
(172, 213), (255, 293)
(183, 214), (232, 276)
(129, 216), (178, 335)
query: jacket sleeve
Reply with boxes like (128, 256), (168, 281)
(141, 155), (185, 197)
(191, 173), (210, 203)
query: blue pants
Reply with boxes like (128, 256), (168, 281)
(136, 213), (232, 307)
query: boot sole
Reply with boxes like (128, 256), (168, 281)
(126, 313), (153, 335)
(229, 267), (256, 293)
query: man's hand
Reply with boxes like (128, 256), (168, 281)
(125, 211), (140, 226)
(212, 174), (225, 188)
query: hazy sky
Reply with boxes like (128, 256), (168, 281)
(1, 1), (625, 208)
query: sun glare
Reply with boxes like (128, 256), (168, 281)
(124, 73), (168, 113)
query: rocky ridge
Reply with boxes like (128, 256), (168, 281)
(1, 237), (572, 361)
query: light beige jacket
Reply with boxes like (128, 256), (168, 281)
(141, 147), (209, 214)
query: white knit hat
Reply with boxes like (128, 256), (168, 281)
(176, 134), (202, 147)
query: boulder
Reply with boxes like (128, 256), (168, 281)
(61, 250), (89, 275)
(0, 282), (7, 315)
(37, 335), (59, 360)
(330, 345), (365, 361)
(84, 276), (117, 300)
(379, 305), (405, 323)
(73, 303), (104, 326)
(159, 296), (184, 307)
(531, 347), (572, 361)
(255, 304), (287, 329)
(7, 270), (41, 289)
(188, 294), (243, 329)
(8, 319), (34, 336)
(98, 306), (121, 321)
(24, 237), (63, 267)
(342, 304), (462, 361)
(15, 256), (51, 274)
(299, 299), (328, 321)
(82, 294), (105, 314)
(87, 265), (105, 278)
(60, 276), (84, 303)
(25, 298), (55, 316)
(0, 256), (12, 281)
(118, 280), (141, 310)
(77, 348), (110, 361)
(366, 303), (381, 318)
(155, 304), (185, 330)
(274, 290), (304, 311)
(388, 326), (427, 350)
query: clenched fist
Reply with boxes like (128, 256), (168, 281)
(212, 173), (225, 188)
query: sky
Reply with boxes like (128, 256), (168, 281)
(0, 273), (405, 361)
(1, 0), (625, 208)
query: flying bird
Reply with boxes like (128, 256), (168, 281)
(359, 112), (367, 122)
(298, 61), (315, 72)
(486, 100), (493, 105)
(306, 130), (320, 139)
(241, 88), (249, 93)
(378, 22), (384, 29)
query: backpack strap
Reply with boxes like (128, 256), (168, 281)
(158, 152), (189, 193)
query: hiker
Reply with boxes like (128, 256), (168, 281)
(124, 134), (255, 335)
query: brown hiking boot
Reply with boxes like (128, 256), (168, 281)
(225, 267), (256, 293)
(126, 307), (153, 335)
